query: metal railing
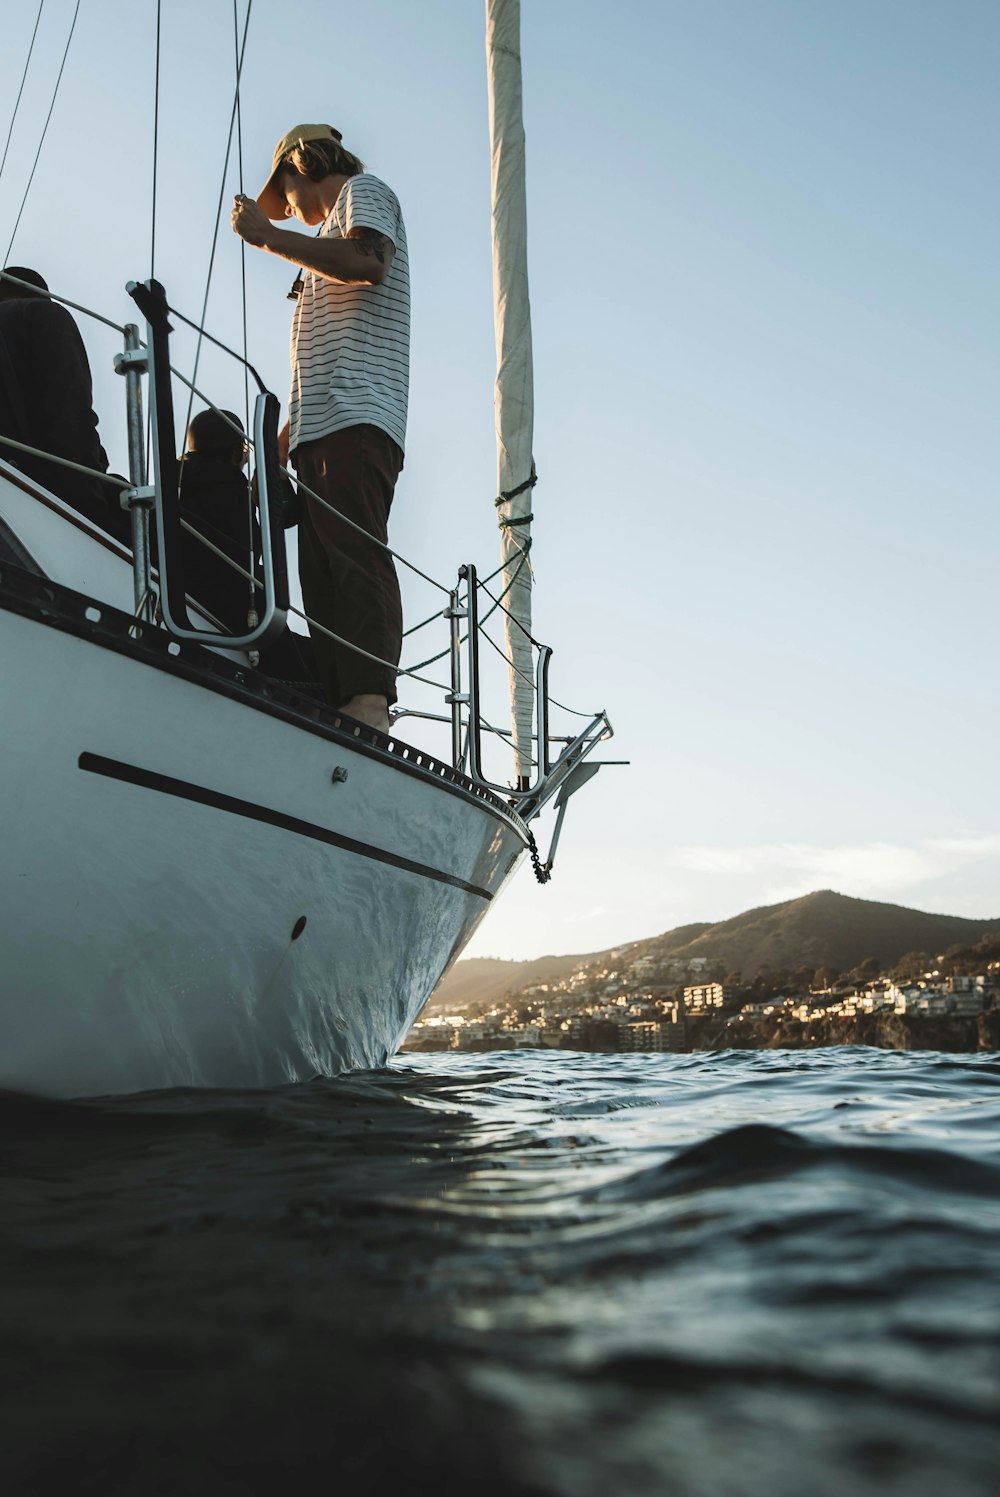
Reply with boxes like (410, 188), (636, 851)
(0, 270), (614, 822)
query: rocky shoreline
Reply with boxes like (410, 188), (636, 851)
(690, 1006), (1000, 1054)
(407, 1006), (1000, 1057)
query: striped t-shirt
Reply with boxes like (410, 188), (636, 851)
(288, 173), (410, 456)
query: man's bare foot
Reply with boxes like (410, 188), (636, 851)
(340, 693), (391, 736)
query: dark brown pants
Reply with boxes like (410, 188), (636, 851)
(294, 425), (404, 707)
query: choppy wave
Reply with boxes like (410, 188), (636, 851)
(2, 1047), (999, 1494)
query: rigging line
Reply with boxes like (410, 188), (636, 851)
(0, 431), (129, 486)
(401, 642), (450, 673)
(0, 0), (45, 190)
(160, 302), (464, 595)
(287, 467), (451, 595)
(151, 0), (161, 277)
(548, 695), (607, 720)
(475, 613), (599, 723)
(286, 604), (451, 690)
(402, 606), (445, 640)
(401, 550), (522, 640)
(4, 0), (81, 264)
(479, 608), (601, 720)
(170, 518), (451, 692)
(478, 616), (536, 691)
(146, 0), (162, 467)
(232, 0), (253, 615)
(0, 270), (126, 332)
(182, 0), (254, 450)
(400, 554), (596, 719)
(232, 0), (249, 407)
(164, 301), (266, 393)
(405, 533), (513, 632)
(402, 553), (530, 672)
(478, 716), (538, 769)
(478, 571), (541, 647)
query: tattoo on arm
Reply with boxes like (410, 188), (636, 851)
(350, 231), (391, 265)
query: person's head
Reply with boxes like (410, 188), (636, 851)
(257, 124), (364, 224)
(186, 408), (248, 469)
(0, 266), (49, 304)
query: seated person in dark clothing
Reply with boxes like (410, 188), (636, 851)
(179, 407), (317, 685)
(178, 407), (259, 633)
(0, 267), (128, 543)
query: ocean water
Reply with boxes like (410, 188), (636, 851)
(3, 1047), (999, 1495)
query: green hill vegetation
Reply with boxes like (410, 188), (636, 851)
(633, 889), (1000, 977)
(429, 954), (596, 1014)
(431, 891), (1000, 1013)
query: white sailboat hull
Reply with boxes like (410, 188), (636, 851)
(0, 564), (527, 1096)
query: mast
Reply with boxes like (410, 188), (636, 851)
(486, 0), (536, 788)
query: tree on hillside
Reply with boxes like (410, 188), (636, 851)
(892, 951), (931, 980)
(813, 966), (838, 992)
(938, 943), (976, 977)
(750, 968), (788, 1000)
(850, 956), (881, 985)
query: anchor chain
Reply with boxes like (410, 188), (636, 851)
(526, 827), (552, 885)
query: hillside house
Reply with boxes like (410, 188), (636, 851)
(684, 982), (726, 1011)
(621, 1021), (668, 1052)
(858, 989), (895, 1013)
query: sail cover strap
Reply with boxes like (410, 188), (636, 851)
(486, 0), (536, 784)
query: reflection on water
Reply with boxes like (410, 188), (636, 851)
(2, 1048), (999, 1495)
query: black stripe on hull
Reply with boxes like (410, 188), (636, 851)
(79, 751), (493, 900)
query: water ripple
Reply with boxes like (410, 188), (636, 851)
(2, 1047), (998, 1495)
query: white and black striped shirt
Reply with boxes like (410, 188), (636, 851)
(288, 173), (410, 455)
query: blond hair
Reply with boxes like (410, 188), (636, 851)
(284, 136), (364, 183)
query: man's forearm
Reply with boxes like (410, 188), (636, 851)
(258, 227), (389, 285)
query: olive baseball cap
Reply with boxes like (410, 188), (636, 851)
(257, 123), (343, 220)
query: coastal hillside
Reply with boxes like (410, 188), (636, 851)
(629, 889), (1000, 977)
(430, 891), (1000, 1011)
(430, 954), (595, 1013)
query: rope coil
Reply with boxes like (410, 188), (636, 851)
(494, 471), (537, 507)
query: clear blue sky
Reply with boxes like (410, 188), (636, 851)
(3, 1), (998, 959)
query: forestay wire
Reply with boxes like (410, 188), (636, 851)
(4, 0), (81, 264)
(232, 0), (251, 448)
(0, 0), (45, 191)
(183, 0), (254, 451)
(232, 0), (254, 622)
(150, 0), (161, 277)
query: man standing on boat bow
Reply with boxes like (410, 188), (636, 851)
(231, 124), (409, 736)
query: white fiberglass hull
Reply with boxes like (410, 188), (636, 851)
(0, 569), (527, 1096)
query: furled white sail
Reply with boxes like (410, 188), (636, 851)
(486, 0), (535, 787)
